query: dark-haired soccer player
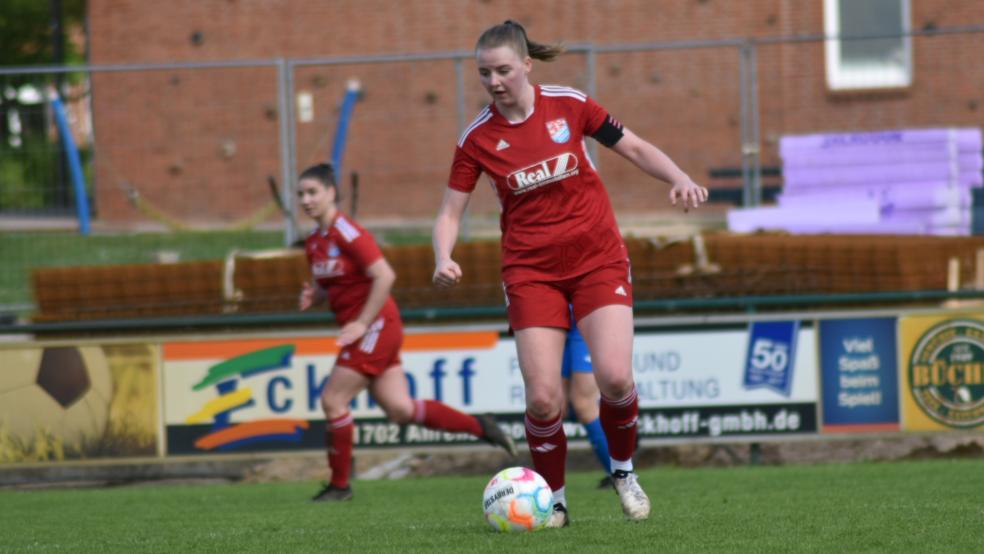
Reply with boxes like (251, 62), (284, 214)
(298, 163), (517, 502)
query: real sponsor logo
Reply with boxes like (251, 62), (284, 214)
(908, 319), (984, 428)
(312, 259), (343, 278)
(506, 153), (579, 194)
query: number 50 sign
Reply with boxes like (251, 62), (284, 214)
(743, 321), (800, 397)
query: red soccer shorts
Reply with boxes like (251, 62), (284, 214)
(335, 313), (403, 376)
(505, 259), (633, 330)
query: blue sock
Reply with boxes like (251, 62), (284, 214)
(584, 417), (611, 473)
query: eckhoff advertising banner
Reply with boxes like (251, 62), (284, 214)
(818, 318), (900, 433)
(162, 331), (521, 455)
(634, 323), (818, 441)
(162, 326), (818, 455)
(899, 314), (984, 431)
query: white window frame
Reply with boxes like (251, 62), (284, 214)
(824, 0), (913, 90)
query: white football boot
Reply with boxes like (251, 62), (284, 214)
(545, 502), (570, 528)
(611, 470), (650, 521)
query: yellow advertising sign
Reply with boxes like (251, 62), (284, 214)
(899, 314), (984, 431)
(0, 343), (160, 464)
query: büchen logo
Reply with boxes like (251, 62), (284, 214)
(546, 118), (570, 143)
(908, 319), (984, 428)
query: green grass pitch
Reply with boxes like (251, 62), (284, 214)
(0, 459), (980, 552)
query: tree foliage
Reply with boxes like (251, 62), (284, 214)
(0, 1), (88, 213)
(0, 0), (86, 68)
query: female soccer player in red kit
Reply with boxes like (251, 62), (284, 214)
(297, 163), (517, 502)
(432, 22), (707, 526)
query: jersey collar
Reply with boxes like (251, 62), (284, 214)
(317, 210), (344, 237)
(491, 84), (539, 126)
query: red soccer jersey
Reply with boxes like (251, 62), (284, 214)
(448, 84), (627, 284)
(304, 213), (399, 325)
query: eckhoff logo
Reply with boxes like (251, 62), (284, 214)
(186, 344), (309, 451)
(507, 153), (579, 194)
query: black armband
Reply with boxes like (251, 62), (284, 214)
(590, 114), (624, 148)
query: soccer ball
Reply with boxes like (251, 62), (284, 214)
(482, 466), (554, 532)
(0, 346), (112, 452)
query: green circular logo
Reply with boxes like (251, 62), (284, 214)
(908, 319), (984, 428)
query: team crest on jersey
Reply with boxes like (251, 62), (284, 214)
(507, 153), (580, 194)
(546, 118), (571, 143)
(327, 242), (340, 258)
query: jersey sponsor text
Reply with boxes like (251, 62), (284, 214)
(507, 153), (579, 194)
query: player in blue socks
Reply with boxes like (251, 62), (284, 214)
(562, 311), (613, 488)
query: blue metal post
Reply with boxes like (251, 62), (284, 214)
(50, 93), (90, 235)
(330, 80), (361, 178)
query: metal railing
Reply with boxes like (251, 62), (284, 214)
(2, 24), (983, 217)
(4, 288), (984, 336)
(3, 24), (984, 310)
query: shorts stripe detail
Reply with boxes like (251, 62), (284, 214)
(359, 318), (385, 353)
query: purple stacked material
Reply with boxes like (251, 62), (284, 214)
(727, 128), (983, 235)
(727, 200), (880, 233)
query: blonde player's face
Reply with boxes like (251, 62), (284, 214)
(476, 45), (531, 107)
(297, 178), (335, 220)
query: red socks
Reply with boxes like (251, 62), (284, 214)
(326, 412), (354, 488)
(413, 399), (483, 436)
(600, 387), (639, 463)
(326, 401), (487, 488)
(524, 412), (567, 492)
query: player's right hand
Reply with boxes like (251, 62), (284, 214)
(299, 281), (317, 310)
(433, 259), (462, 288)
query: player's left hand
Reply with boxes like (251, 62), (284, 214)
(337, 321), (368, 347)
(669, 180), (708, 212)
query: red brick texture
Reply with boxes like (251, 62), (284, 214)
(87, 1), (984, 227)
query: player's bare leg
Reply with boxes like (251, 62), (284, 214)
(371, 365), (517, 456)
(313, 365), (369, 502)
(515, 326), (569, 528)
(369, 364), (417, 423)
(579, 305), (650, 521)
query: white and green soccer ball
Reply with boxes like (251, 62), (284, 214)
(482, 466), (553, 532)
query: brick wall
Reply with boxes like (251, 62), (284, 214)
(87, 0), (984, 227)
